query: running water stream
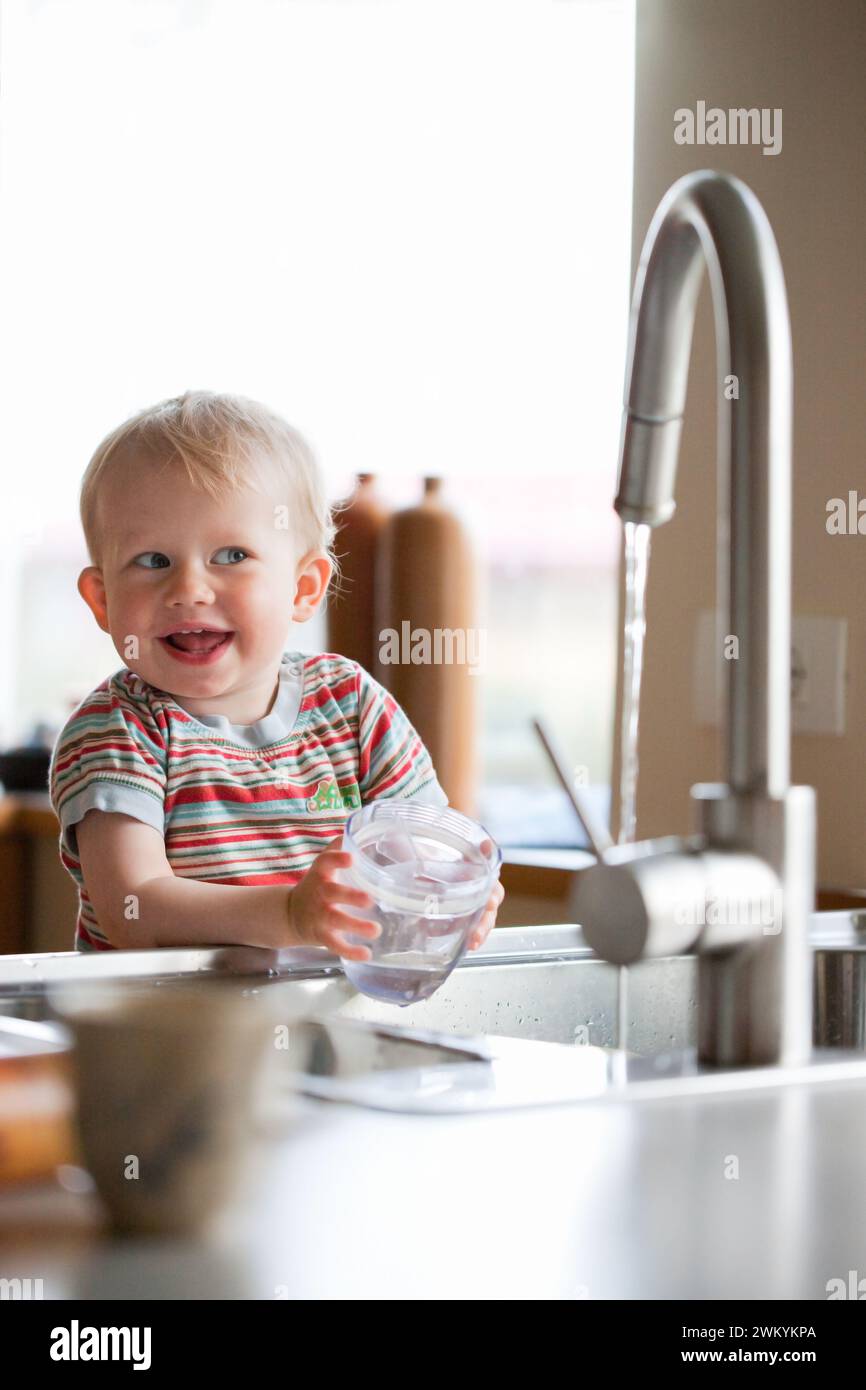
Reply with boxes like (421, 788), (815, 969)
(619, 521), (652, 848)
(614, 521), (652, 1061)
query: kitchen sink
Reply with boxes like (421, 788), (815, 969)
(242, 913), (866, 1111)
(1, 914), (865, 1114)
(275, 948), (697, 1051)
(252, 913), (866, 1055)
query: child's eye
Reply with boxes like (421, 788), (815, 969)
(212, 547), (249, 565)
(133, 552), (170, 569)
(131, 548), (249, 569)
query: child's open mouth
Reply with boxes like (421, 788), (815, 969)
(158, 628), (234, 665)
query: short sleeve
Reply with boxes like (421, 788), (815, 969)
(355, 665), (449, 807)
(49, 684), (168, 854)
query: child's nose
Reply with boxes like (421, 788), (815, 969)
(164, 562), (217, 605)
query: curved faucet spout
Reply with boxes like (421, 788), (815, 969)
(615, 170), (792, 798)
(576, 172), (814, 1067)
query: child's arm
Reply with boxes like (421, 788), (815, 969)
(75, 812), (377, 955)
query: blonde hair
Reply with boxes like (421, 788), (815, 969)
(79, 390), (340, 584)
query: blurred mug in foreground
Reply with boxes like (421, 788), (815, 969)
(50, 983), (275, 1237)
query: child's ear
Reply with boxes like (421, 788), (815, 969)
(78, 567), (110, 633)
(293, 551), (332, 622)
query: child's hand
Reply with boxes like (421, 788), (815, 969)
(288, 835), (379, 961)
(466, 838), (505, 951)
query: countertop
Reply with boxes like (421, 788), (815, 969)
(3, 1068), (866, 1299)
(2, 921), (866, 1300)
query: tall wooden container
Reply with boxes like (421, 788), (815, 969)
(374, 477), (479, 817)
(326, 473), (391, 673)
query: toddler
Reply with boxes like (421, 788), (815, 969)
(49, 391), (503, 955)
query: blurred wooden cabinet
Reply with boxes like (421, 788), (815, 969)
(0, 819), (27, 953)
(0, 797), (78, 954)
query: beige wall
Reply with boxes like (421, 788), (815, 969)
(617, 0), (865, 885)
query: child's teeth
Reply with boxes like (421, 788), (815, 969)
(166, 629), (228, 653)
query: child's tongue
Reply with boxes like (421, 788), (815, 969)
(168, 631), (227, 653)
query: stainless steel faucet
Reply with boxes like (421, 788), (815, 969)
(573, 170), (815, 1067)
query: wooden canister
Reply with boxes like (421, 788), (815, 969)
(326, 474), (391, 673)
(374, 477), (479, 816)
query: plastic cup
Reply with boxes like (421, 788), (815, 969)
(336, 802), (501, 1006)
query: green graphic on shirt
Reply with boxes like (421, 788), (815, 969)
(306, 778), (361, 813)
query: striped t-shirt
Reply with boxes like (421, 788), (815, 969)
(49, 650), (448, 951)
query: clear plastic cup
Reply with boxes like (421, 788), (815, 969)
(336, 802), (502, 1006)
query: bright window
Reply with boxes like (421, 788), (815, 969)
(0, 0), (634, 842)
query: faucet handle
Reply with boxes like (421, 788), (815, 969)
(531, 716), (614, 860)
(572, 839), (782, 966)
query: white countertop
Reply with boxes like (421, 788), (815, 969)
(4, 1072), (866, 1300)
(2, 918), (864, 1301)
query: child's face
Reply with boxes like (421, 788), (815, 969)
(78, 455), (330, 707)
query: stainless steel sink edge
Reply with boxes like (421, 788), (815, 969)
(2, 916), (864, 1072)
(1, 912), (861, 990)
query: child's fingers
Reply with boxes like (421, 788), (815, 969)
(327, 881), (375, 911)
(484, 885), (504, 914)
(473, 915), (496, 944)
(467, 911), (493, 949)
(468, 890), (502, 949)
(329, 907), (381, 941)
(324, 906), (379, 959)
(317, 848), (354, 875)
(330, 935), (373, 962)
(320, 833), (349, 856)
